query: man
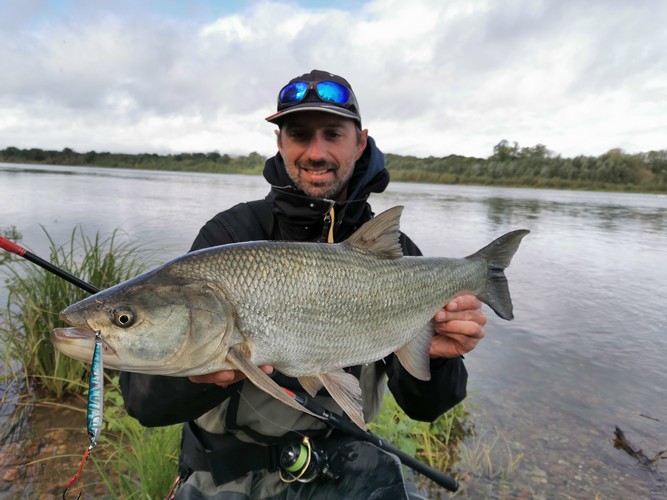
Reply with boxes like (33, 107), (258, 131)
(120, 69), (486, 499)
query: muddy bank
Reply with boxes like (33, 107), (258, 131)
(0, 398), (106, 498)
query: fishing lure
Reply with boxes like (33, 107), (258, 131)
(63, 330), (104, 498)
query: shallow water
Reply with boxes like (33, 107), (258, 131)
(1, 163), (666, 497)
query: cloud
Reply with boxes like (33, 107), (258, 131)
(0, 0), (665, 158)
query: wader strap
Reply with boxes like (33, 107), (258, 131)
(181, 422), (280, 486)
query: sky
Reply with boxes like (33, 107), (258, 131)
(1, 0), (665, 160)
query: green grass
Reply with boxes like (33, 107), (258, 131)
(369, 392), (526, 498)
(93, 375), (181, 498)
(370, 392), (470, 475)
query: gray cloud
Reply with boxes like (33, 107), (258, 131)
(0, 0), (665, 158)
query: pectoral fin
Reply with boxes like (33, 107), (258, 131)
(394, 321), (433, 381)
(318, 370), (366, 430)
(226, 346), (320, 420)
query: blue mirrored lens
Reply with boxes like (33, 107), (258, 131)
(316, 81), (349, 104)
(279, 82), (309, 103)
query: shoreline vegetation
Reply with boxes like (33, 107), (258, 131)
(1, 140), (666, 193)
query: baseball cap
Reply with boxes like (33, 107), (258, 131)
(265, 69), (361, 125)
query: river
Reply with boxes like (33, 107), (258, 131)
(1, 163), (666, 498)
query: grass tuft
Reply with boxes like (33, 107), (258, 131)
(93, 375), (181, 498)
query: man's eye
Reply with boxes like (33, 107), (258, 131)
(289, 131), (307, 140)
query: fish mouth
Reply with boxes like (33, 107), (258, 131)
(51, 326), (118, 359)
(51, 327), (171, 374)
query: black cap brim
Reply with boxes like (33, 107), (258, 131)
(265, 102), (361, 125)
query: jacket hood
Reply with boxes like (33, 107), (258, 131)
(262, 136), (390, 241)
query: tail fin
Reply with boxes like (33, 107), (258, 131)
(469, 229), (530, 320)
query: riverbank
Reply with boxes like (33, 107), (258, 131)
(0, 396), (100, 498)
(2, 142), (666, 194)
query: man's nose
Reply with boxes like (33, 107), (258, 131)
(305, 133), (326, 161)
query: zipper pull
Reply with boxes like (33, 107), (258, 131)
(320, 206), (335, 243)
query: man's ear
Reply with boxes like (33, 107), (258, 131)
(356, 129), (369, 160)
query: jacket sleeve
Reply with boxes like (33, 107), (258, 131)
(119, 213), (240, 427)
(119, 372), (239, 427)
(385, 233), (469, 421)
(386, 355), (467, 421)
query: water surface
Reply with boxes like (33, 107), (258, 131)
(1, 163), (666, 498)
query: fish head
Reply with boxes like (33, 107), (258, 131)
(51, 270), (235, 375)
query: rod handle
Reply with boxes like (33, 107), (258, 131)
(0, 237), (27, 256)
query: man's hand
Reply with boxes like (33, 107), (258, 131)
(189, 365), (274, 388)
(431, 294), (486, 358)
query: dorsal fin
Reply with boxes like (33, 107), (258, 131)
(343, 206), (404, 259)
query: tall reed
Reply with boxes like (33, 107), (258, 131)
(0, 226), (147, 397)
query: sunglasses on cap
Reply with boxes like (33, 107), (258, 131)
(278, 80), (352, 106)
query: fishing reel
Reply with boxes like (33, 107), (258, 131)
(279, 437), (337, 483)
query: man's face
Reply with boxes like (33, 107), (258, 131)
(277, 111), (368, 201)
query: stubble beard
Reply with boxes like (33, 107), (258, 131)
(288, 156), (356, 200)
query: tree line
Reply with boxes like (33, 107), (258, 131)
(1, 141), (666, 192)
(0, 147), (266, 174)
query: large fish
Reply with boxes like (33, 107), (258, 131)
(51, 206), (529, 429)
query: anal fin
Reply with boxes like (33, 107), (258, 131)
(298, 376), (323, 397)
(395, 321), (433, 381)
(318, 370), (366, 430)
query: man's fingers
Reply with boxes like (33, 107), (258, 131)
(446, 294), (482, 312)
(435, 305), (487, 330)
(189, 370), (239, 386)
(188, 365), (274, 388)
(435, 319), (486, 338)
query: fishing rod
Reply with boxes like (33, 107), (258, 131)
(0, 237), (99, 294)
(0, 236), (460, 493)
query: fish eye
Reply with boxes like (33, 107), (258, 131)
(112, 307), (135, 328)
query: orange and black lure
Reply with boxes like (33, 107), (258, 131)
(63, 331), (104, 499)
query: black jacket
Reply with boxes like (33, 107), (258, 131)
(120, 137), (467, 427)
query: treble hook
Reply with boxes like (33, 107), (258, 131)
(62, 445), (91, 498)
